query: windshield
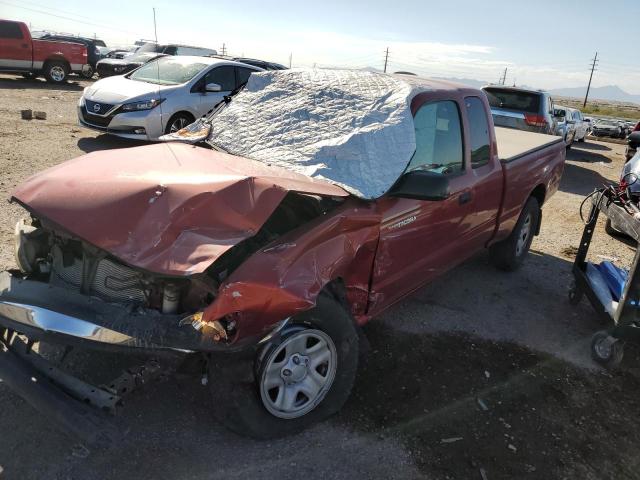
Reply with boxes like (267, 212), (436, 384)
(136, 43), (163, 54)
(597, 120), (617, 126)
(129, 57), (208, 85)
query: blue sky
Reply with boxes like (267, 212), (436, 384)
(3, 0), (638, 92)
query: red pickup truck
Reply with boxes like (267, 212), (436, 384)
(0, 19), (89, 83)
(0, 70), (565, 443)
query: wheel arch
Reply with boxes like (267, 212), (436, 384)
(530, 184), (546, 235)
(43, 56), (70, 72)
(201, 202), (381, 344)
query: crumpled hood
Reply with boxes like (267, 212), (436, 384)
(11, 143), (348, 276)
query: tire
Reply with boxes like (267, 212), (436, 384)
(164, 112), (194, 135)
(591, 331), (624, 369)
(44, 61), (68, 83)
(489, 196), (540, 271)
(80, 65), (94, 79)
(207, 293), (359, 439)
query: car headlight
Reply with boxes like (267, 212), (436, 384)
(121, 98), (164, 111)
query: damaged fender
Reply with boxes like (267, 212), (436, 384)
(203, 200), (381, 341)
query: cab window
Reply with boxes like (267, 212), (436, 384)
(465, 96), (491, 168)
(0, 21), (23, 39)
(407, 100), (463, 175)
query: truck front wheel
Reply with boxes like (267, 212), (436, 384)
(44, 61), (68, 83)
(207, 293), (359, 439)
(489, 196), (540, 271)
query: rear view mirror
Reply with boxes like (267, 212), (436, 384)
(205, 82), (222, 92)
(389, 169), (450, 201)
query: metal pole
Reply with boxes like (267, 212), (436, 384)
(583, 52), (598, 108)
(383, 47), (389, 73)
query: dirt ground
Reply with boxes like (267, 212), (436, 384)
(1, 74), (640, 480)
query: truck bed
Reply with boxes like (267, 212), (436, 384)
(495, 126), (563, 162)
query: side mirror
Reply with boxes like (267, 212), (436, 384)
(389, 169), (450, 201)
(205, 82), (222, 92)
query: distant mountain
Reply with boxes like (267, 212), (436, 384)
(549, 85), (640, 104)
(433, 77), (488, 88)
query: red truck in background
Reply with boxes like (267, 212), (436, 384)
(0, 19), (89, 83)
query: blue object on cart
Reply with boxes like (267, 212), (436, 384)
(595, 261), (628, 301)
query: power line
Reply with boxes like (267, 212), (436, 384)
(584, 52), (599, 108)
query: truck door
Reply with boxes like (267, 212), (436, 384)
(369, 99), (478, 314)
(0, 21), (32, 70)
(459, 95), (503, 251)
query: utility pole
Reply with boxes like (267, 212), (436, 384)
(152, 7), (158, 43)
(501, 67), (508, 85)
(383, 47), (389, 73)
(289, 52), (292, 68)
(220, 43), (227, 56)
(584, 52), (599, 108)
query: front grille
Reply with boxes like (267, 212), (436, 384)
(81, 106), (113, 127)
(50, 245), (146, 304)
(85, 99), (115, 116)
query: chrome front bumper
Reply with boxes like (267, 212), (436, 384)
(0, 272), (239, 353)
(0, 301), (133, 346)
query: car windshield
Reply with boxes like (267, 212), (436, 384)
(136, 43), (163, 53)
(129, 57), (208, 85)
(597, 120), (617, 126)
(483, 88), (541, 114)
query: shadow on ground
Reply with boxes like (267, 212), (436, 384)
(567, 146), (613, 164)
(340, 326), (640, 480)
(575, 141), (612, 152)
(559, 162), (614, 196)
(0, 76), (86, 92)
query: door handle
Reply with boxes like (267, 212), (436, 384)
(458, 191), (472, 205)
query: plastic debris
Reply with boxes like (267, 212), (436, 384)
(441, 437), (463, 444)
(477, 398), (489, 411)
(479, 468), (488, 480)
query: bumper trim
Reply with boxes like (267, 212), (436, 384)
(0, 301), (134, 346)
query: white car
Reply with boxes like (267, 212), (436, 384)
(567, 107), (589, 142)
(78, 56), (263, 140)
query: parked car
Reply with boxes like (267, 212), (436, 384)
(0, 19), (89, 82)
(231, 57), (287, 70)
(39, 34), (105, 78)
(568, 108), (589, 142)
(79, 56), (262, 140)
(104, 49), (133, 59)
(96, 43), (217, 77)
(592, 119), (625, 138)
(1, 70), (566, 441)
(583, 116), (593, 134)
(553, 106), (577, 148)
(482, 85), (557, 135)
(626, 131), (640, 161)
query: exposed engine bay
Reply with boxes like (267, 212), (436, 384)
(13, 192), (342, 317)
